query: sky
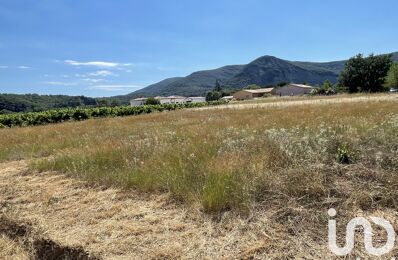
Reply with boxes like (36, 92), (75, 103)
(0, 0), (397, 97)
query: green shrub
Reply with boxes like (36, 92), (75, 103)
(144, 97), (161, 105)
(0, 102), (217, 128)
(336, 143), (357, 164)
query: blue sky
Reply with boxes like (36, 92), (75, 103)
(0, 0), (397, 97)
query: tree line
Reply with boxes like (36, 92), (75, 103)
(0, 94), (98, 114)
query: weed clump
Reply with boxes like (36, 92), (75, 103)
(336, 143), (357, 164)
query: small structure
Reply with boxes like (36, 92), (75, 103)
(130, 98), (147, 106)
(221, 96), (234, 101)
(271, 84), (315, 96)
(233, 88), (273, 100)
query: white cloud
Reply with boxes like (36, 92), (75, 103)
(0, 65), (31, 69)
(43, 74), (69, 78)
(45, 81), (78, 86)
(82, 78), (104, 83)
(88, 70), (115, 77)
(88, 84), (143, 91)
(64, 60), (131, 68)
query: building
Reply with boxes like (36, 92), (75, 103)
(233, 88), (274, 100)
(220, 96), (234, 101)
(156, 96), (188, 104)
(130, 98), (147, 106)
(130, 96), (206, 106)
(185, 97), (206, 103)
(271, 84), (315, 96)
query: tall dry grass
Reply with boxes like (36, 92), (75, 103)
(0, 235), (29, 260)
(1, 96), (397, 213)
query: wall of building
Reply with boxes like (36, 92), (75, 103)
(131, 96), (206, 106)
(271, 86), (313, 96)
(159, 98), (186, 104)
(130, 100), (145, 106)
(252, 93), (265, 98)
(186, 97), (206, 103)
(233, 91), (253, 100)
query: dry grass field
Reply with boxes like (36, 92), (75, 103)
(1, 94), (398, 258)
(0, 235), (29, 260)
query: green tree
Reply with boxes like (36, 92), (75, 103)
(214, 80), (222, 92)
(385, 63), (398, 89)
(110, 99), (120, 107)
(339, 54), (393, 93)
(97, 99), (109, 107)
(206, 91), (222, 101)
(277, 81), (289, 87)
(244, 84), (261, 89)
(322, 79), (332, 89)
(145, 97), (161, 105)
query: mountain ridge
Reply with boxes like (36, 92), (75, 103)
(119, 52), (397, 100)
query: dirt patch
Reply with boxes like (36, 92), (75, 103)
(0, 216), (97, 260)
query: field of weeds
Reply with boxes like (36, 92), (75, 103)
(1, 94), (397, 214)
(1, 94), (398, 258)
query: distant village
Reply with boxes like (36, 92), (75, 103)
(130, 83), (316, 106)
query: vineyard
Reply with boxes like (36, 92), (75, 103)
(0, 101), (225, 128)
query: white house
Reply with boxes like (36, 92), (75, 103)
(271, 84), (315, 96)
(185, 97), (206, 103)
(221, 96), (234, 101)
(130, 98), (147, 106)
(130, 96), (206, 106)
(156, 96), (186, 104)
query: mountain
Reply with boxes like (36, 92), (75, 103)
(224, 56), (341, 88)
(0, 94), (97, 114)
(129, 65), (244, 99)
(118, 52), (398, 101)
(110, 77), (183, 104)
(393, 52), (398, 61)
(290, 60), (346, 75)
